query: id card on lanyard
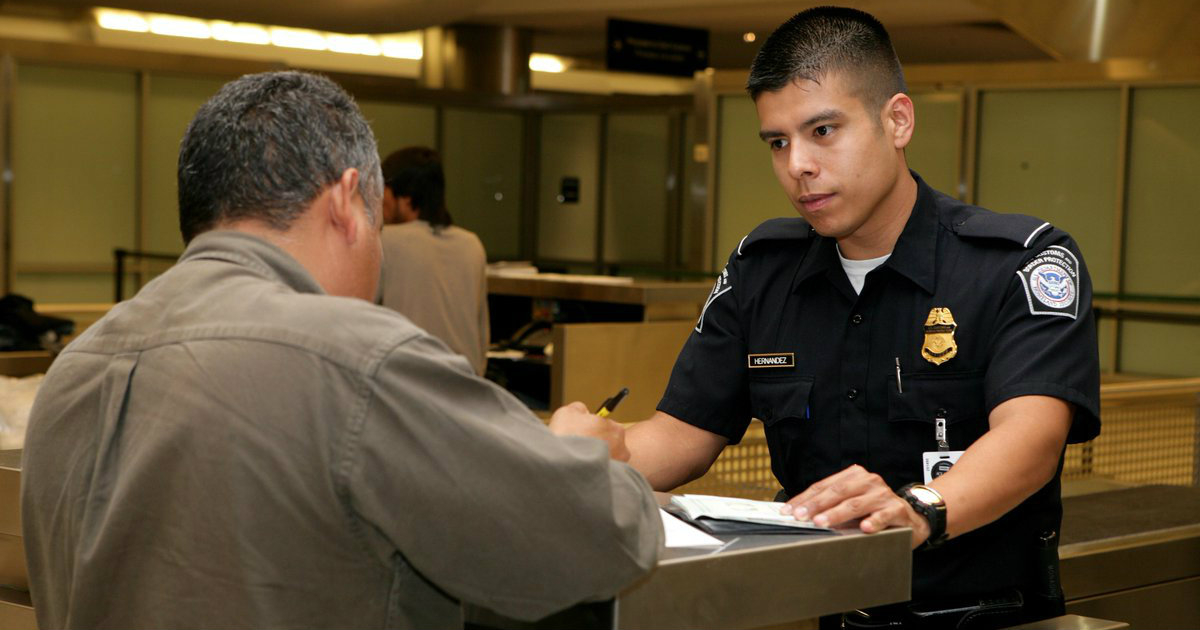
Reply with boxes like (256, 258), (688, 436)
(922, 413), (964, 484)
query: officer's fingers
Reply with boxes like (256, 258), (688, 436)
(800, 470), (885, 524)
(782, 465), (865, 516)
(859, 494), (911, 533)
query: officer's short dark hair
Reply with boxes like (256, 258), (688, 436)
(746, 6), (907, 119)
(382, 146), (453, 228)
(178, 71), (382, 243)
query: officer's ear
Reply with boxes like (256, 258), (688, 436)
(884, 93), (915, 150)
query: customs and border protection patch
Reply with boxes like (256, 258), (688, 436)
(695, 266), (732, 333)
(922, 307), (958, 365)
(1017, 245), (1079, 319)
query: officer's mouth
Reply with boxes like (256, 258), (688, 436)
(798, 193), (835, 212)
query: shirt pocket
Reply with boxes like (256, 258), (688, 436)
(887, 371), (988, 450)
(749, 376), (816, 493)
(749, 376), (815, 427)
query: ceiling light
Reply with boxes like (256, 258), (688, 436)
(148, 15), (210, 39)
(95, 9), (149, 33)
(380, 37), (423, 59)
(270, 27), (328, 51)
(743, 32), (756, 43)
(211, 21), (270, 45)
(327, 34), (381, 56)
(529, 54), (566, 73)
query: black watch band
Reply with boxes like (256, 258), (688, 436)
(898, 483), (948, 550)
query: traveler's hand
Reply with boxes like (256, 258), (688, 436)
(780, 464), (931, 548)
(548, 401), (631, 462)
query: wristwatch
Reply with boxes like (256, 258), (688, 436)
(898, 483), (947, 550)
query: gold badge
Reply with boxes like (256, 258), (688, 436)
(922, 307), (958, 365)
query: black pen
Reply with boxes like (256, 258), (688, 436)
(596, 387), (630, 418)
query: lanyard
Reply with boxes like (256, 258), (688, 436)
(935, 410), (949, 452)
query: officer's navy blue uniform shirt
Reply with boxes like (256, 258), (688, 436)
(659, 172), (1101, 600)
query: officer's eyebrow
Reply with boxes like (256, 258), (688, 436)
(758, 108), (845, 141)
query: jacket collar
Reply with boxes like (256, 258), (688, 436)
(179, 230), (327, 296)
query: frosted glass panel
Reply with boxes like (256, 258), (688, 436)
(145, 73), (227, 254)
(907, 91), (961, 198)
(538, 113), (599, 263)
(1125, 86), (1200, 297)
(976, 89), (1120, 293)
(603, 114), (669, 264)
(13, 64), (138, 303)
(442, 108), (523, 260)
(1120, 321), (1200, 377)
(714, 94), (791, 270)
(359, 100), (436, 159)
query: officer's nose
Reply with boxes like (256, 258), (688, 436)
(787, 145), (818, 181)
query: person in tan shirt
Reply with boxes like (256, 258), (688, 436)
(378, 147), (489, 375)
(20, 71), (661, 630)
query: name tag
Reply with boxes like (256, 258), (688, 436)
(748, 352), (795, 369)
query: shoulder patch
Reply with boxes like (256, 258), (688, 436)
(695, 265), (732, 333)
(952, 210), (1051, 248)
(737, 217), (812, 257)
(1017, 245), (1079, 319)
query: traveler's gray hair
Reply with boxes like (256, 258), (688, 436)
(178, 71), (382, 242)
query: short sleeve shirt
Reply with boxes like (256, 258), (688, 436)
(658, 173), (1101, 599)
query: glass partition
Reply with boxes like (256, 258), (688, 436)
(603, 113), (670, 265)
(442, 108), (524, 260)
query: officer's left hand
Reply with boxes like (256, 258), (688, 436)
(781, 464), (931, 548)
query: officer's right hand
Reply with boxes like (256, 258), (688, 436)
(548, 401), (632, 462)
(780, 464), (932, 548)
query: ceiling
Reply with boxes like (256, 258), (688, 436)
(3, 0), (1199, 69)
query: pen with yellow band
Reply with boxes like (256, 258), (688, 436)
(596, 387), (629, 418)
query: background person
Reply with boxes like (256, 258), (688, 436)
(625, 7), (1100, 628)
(378, 146), (489, 375)
(20, 70), (661, 630)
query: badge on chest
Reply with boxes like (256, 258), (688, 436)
(922, 307), (958, 365)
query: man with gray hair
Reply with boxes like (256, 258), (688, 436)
(20, 71), (661, 629)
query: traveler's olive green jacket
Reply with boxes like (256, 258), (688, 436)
(21, 230), (661, 629)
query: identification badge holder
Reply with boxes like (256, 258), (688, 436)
(922, 414), (964, 484)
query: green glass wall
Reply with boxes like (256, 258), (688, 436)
(358, 100), (437, 160)
(442, 108), (523, 260)
(537, 113), (600, 263)
(906, 91), (962, 197)
(603, 114), (670, 265)
(714, 94), (789, 270)
(145, 73), (228, 255)
(1125, 87), (1200, 299)
(13, 64), (138, 302)
(976, 89), (1121, 294)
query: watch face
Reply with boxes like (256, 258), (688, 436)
(910, 486), (941, 505)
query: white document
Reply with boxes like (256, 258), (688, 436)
(659, 508), (723, 547)
(670, 494), (830, 531)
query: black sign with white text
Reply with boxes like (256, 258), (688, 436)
(606, 18), (708, 77)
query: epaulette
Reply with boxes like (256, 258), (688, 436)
(950, 207), (1052, 249)
(736, 217), (813, 257)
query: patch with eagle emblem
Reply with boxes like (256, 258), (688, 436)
(1018, 245), (1079, 319)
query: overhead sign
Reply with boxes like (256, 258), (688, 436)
(606, 18), (709, 77)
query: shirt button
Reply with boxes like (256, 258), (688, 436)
(846, 388), (859, 400)
(851, 314), (864, 325)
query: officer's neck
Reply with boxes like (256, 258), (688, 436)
(835, 171), (917, 260)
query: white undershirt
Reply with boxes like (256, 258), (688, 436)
(837, 244), (891, 295)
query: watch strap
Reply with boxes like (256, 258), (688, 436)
(898, 482), (948, 550)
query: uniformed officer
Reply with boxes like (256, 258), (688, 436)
(626, 6), (1100, 628)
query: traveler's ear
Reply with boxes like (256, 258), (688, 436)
(328, 168), (362, 244)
